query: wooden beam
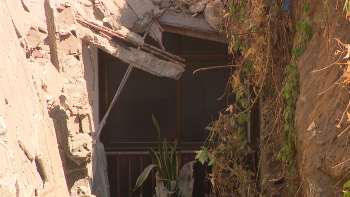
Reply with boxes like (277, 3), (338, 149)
(160, 24), (228, 44)
(157, 11), (228, 43)
(158, 11), (215, 32)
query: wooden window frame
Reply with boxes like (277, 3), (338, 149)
(97, 33), (260, 152)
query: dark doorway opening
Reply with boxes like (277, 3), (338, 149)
(98, 32), (258, 197)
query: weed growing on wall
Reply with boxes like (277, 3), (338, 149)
(194, 0), (302, 196)
(276, 2), (312, 184)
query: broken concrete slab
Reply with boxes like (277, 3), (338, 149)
(0, 116), (7, 141)
(204, 0), (225, 30)
(18, 138), (36, 161)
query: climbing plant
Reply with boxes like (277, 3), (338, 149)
(276, 1), (312, 182)
(194, 0), (315, 196)
(193, 0), (294, 196)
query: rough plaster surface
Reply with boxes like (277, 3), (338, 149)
(151, 0), (225, 30)
(0, 0), (69, 196)
(0, 0), (189, 196)
(294, 1), (350, 196)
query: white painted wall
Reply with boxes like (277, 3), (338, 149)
(83, 43), (99, 130)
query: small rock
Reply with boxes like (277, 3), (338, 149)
(189, 0), (208, 15)
(32, 51), (44, 58)
(204, 0), (225, 29)
(77, 186), (91, 195)
(0, 117), (7, 138)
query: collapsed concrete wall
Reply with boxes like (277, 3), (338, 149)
(0, 0), (70, 196)
(0, 0), (187, 196)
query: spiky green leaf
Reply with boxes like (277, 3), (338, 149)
(152, 114), (160, 136)
(134, 164), (158, 191)
(163, 139), (172, 180)
(147, 148), (163, 178)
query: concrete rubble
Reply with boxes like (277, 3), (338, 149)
(0, 0), (224, 196)
(152, 0), (226, 29)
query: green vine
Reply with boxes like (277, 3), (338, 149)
(195, 0), (303, 195)
(276, 1), (312, 183)
(344, 180), (350, 197)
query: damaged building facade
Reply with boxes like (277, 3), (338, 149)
(0, 0), (230, 196)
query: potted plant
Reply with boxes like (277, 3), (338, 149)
(133, 115), (195, 197)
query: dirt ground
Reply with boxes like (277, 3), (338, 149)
(260, 0), (350, 196)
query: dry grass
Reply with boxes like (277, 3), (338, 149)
(203, 0), (294, 196)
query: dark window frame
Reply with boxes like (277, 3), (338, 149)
(98, 33), (257, 151)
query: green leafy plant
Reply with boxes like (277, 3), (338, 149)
(277, 1), (312, 181)
(292, 4), (312, 61)
(343, 180), (350, 197)
(323, 0), (328, 8)
(289, 183), (295, 194)
(344, 0), (350, 13)
(195, 146), (216, 172)
(276, 56), (300, 177)
(134, 115), (182, 197)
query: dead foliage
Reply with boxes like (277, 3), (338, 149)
(202, 0), (294, 196)
(205, 114), (258, 197)
(311, 38), (350, 133)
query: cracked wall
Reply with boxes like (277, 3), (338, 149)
(0, 0), (99, 196)
(0, 0), (190, 196)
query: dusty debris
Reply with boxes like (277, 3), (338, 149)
(204, 0), (225, 29)
(0, 0), (228, 196)
(18, 138), (36, 161)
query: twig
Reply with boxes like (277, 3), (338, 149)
(193, 65), (239, 74)
(334, 170), (350, 188)
(332, 157), (350, 169)
(235, 17), (271, 118)
(338, 124), (350, 137)
(293, 177), (304, 197)
(336, 99), (350, 128)
(334, 136), (350, 166)
(336, 0), (340, 10)
(269, 176), (284, 183)
(218, 76), (232, 101)
(335, 38), (348, 50)
(318, 77), (342, 96)
(310, 51), (345, 73)
(76, 17), (185, 64)
(141, 44), (186, 67)
(93, 16), (157, 140)
(93, 65), (134, 140)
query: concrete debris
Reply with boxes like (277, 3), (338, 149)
(177, 161), (196, 196)
(152, 0), (226, 30)
(35, 153), (49, 182)
(0, 0), (225, 196)
(204, 0), (225, 29)
(0, 117), (7, 141)
(92, 141), (109, 196)
(189, 0), (208, 17)
(18, 138), (36, 161)
(69, 133), (92, 160)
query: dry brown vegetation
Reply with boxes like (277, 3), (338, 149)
(201, 0), (296, 196)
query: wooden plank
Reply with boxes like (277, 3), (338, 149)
(158, 11), (228, 43)
(158, 11), (216, 32)
(161, 24), (228, 44)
